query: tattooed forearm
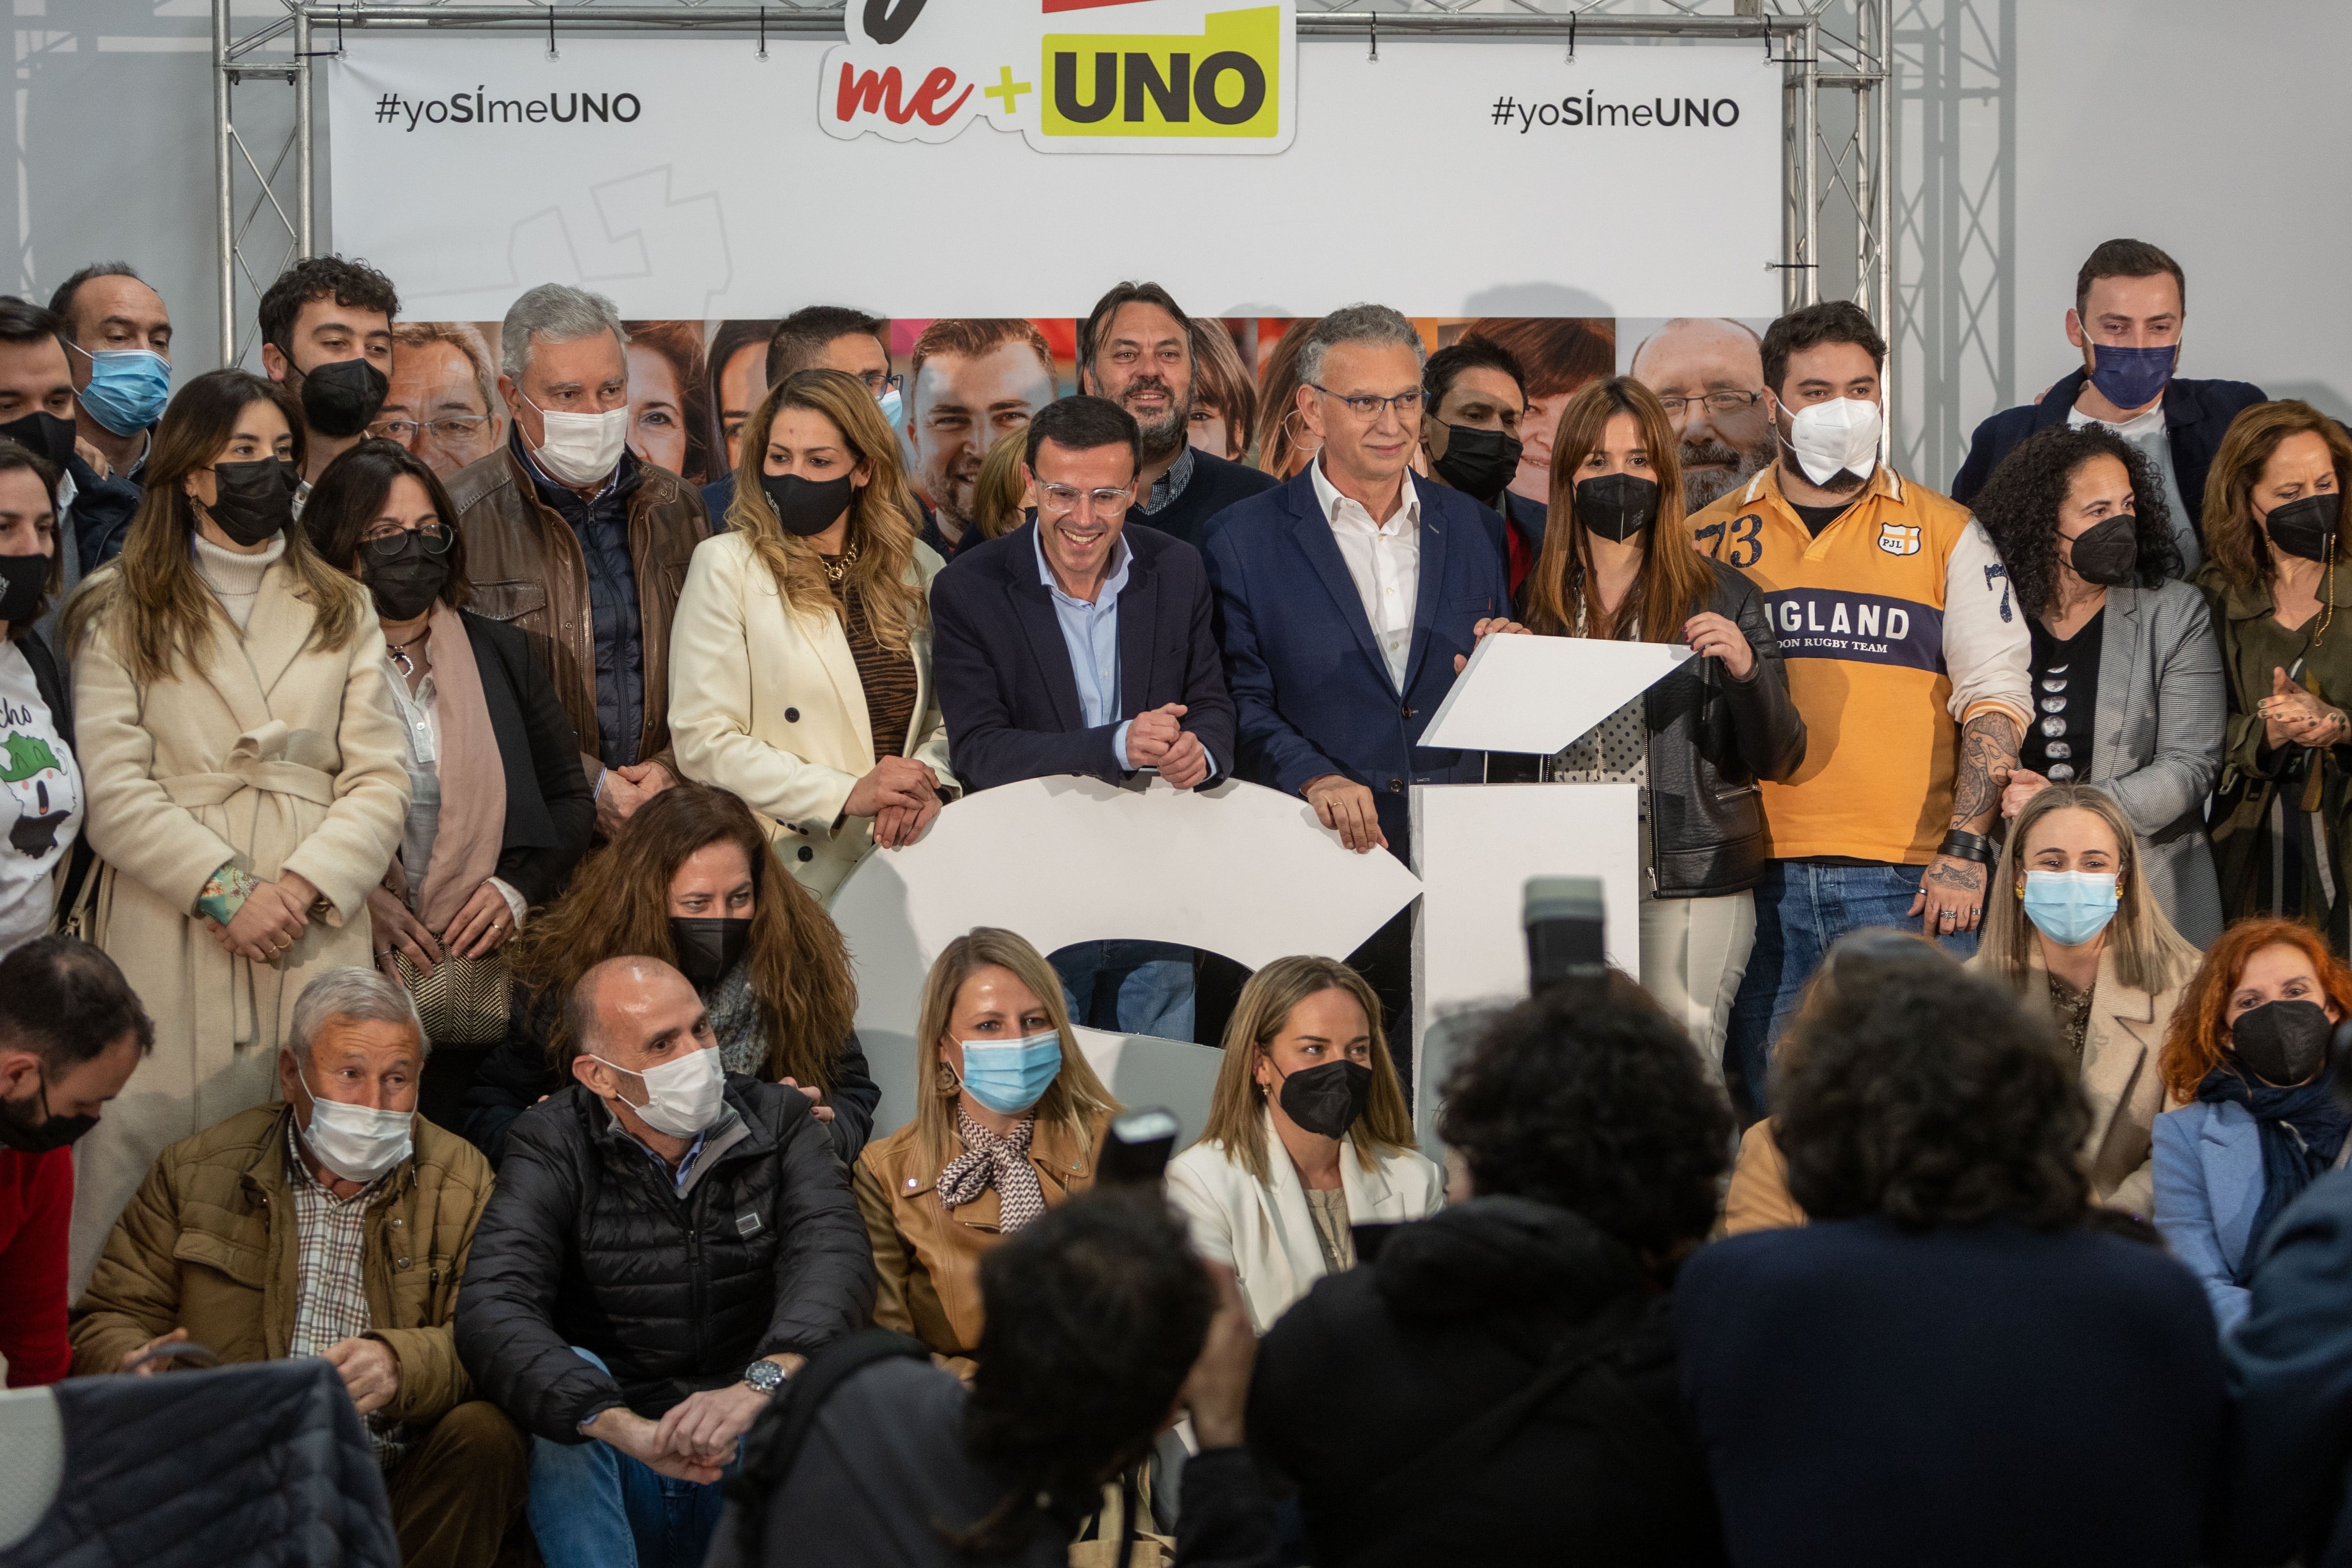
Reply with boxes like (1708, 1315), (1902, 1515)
(1925, 859), (1986, 894)
(1949, 711), (2022, 832)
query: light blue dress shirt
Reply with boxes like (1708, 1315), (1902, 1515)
(1035, 526), (1136, 767)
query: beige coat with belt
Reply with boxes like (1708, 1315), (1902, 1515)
(67, 563), (409, 1289)
(667, 533), (955, 904)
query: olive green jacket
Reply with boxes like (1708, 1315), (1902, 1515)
(69, 1102), (493, 1426)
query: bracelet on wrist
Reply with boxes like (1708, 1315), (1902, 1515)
(1938, 829), (1996, 865)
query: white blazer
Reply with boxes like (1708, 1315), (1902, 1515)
(667, 531), (957, 904)
(1166, 1110), (1444, 1334)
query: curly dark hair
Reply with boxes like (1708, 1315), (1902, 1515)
(1438, 972), (1732, 1258)
(256, 255), (400, 356)
(1776, 934), (2090, 1231)
(951, 1190), (1215, 1553)
(1970, 422), (2182, 621)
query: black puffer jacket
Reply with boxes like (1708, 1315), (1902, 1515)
(1248, 1195), (1724, 1568)
(1642, 558), (1807, 898)
(455, 1075), (875, 1442)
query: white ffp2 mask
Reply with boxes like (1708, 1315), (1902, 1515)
(1783, 397), (1883, 487)
(525, 396), (630, 487)
(595, 1047), (727, 1138)
(298, 1068), (414, 1184)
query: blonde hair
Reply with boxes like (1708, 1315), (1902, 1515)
(972, 427), (1030, 542)
(723, 367), (928, 651)
(1194, 955), (1415, 1184)
(911, 927), (1120, 1175)
(1979, 784), (2200, 997)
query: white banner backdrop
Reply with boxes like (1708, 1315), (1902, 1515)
(326, 36), (1780, 321)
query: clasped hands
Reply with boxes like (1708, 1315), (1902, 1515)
(586, 1354), (807, 1482)
(846, 756), (945, 850)
(2260, 666), (2349, 752)
(204, 870), (321, 965)
(1128, 703), (1211, 789)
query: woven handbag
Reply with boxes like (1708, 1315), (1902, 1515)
(390, 951), (512, 1046)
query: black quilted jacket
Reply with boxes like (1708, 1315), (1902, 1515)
(454, 1075), (875, 1443)
(0, 1359), (399, 1568)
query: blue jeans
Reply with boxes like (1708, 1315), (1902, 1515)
(1725, 860), (1977, 1117)
(1052, 941), (1195, 1039)
(528, 1348), (736, 1568)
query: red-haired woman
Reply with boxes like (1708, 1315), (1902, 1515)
(1520, 375), (1806, 1087)
(2153, 917), (2352, 1331)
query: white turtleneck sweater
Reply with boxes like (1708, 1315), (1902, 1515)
(191, 532), (287, 630)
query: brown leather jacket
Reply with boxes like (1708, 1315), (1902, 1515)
(853, 1108), (1108, 1371)
(445, 445), (707, 778)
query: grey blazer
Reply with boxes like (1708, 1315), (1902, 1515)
(2083, 579), (2225, 947)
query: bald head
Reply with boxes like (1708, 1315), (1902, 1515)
(564, 955), (703, 1073)
(1629, 318), (1773, 513)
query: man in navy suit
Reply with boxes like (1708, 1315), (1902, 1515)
(1200, 304), (1519, 1068)
(1951, 238), (2264, 574)
(931, 395), (1235, 1040)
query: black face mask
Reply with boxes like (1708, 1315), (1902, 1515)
(0, 549), (46, 626)
(2264, 493), (2341, 564)
(1432, 425), (1522, 501)
(295, 357), (390, 439)
(204, 458), (295, 546)
(760, 472), (857, 539)
(0, 409), (77, 471)
(1576, 472), (1662, 543)
(2232, 998), (2335, 1087)
(670, 916), (752, 989)
(2064, 514), (2140, 586)
(363, 530), (452, 623)
(0, 1078), (97, 1154)
(1275, 1059), (1373, 1139)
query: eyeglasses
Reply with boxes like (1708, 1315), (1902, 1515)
(368, 415), (492, 444)
(1036, 482), (1134, 519)
(858, 372), (904, 398)
(1654, 391), (1765, 417)
(1309, 384), (1424, 420)
(359, 522), (455, 562)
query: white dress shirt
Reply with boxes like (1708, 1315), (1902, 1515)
(1310, 457), (1421, 689)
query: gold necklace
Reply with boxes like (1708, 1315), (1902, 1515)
(820, 539), (861, 585)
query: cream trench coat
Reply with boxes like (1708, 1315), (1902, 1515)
(667, 533), (955, 905)
(1166, 1109), (1445, 1335)
(66, 561), (409, 1289)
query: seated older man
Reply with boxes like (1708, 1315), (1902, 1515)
(70, 968), (522, 1568)
(456, 954), (874, 1568)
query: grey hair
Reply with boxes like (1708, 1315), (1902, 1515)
(284, 967), (427, 1064)
(501, 282), (630, 382)
(1294, 303), (1424, 391)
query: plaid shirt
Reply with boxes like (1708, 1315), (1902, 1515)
(285, 1122), (412, 1469)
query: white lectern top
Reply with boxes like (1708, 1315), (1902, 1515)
(1418, 632), (1695, 755)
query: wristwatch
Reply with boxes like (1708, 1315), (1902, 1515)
(741, 1358), (788, 1397)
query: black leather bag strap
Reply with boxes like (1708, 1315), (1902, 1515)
(719, 1329), (933, 1563)
(1348, 1297), (1693, 1566)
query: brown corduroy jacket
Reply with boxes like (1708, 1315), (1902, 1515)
(69, 1102), (493, 1427)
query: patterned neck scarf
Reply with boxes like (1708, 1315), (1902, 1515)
(939, 1105), (1045, 1232)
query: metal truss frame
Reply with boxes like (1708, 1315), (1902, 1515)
(214, 0), (1891, 405)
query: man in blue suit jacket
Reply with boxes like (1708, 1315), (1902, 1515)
(1950, 239), (2264, 573)
(931, 395), (1235, 1039)
(1201, 306), (1517, 1067)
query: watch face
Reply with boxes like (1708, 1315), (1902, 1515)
(744, 1360), (785, 1393)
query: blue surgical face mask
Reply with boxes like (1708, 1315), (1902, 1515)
(2085, 341), (2176, 413)
(2021, 869), (2120, 948)
(955, 1031), (1063, 1117)
(876, 384), (904, 430)
(68, 343), (171, 437)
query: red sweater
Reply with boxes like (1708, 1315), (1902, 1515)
(0, 1146), (72, 1386)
